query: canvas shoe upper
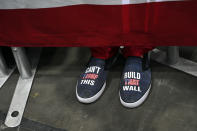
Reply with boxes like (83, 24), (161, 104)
(119, 56), (151, 108)
(76, 57), (107, 103)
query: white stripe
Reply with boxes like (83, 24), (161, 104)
(122, 0), (130, 4)
(0, 0), (183, 9)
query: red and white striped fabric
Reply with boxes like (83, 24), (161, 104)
(0, 0), (196, 47)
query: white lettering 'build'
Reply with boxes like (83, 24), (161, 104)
(124, 72), (141, 79)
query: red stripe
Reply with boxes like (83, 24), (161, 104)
(0, 1), (197, 47)
(122, 4), (130, 34)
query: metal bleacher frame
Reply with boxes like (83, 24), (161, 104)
(0, 46), (196, 128)
(0, 48), (15, 89)
(151, 46), (197, 77)
(1, 47), (42, 127)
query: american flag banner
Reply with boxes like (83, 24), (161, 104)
(0, 0), (196, 47)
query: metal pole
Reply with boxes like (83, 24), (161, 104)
(11, 47), (32, 79)
(0, 48), (9, 76)
(5, 48), (41, 127)
(167, 46), (179, 65)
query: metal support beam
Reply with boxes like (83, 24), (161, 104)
(11, 47), (32, 79)
(167, 46), (179, 65)
(5, 47), (41, 127)
(0, 49), (9, 76)
(0, 48), (15, 88)
(151, 48), (197, 77)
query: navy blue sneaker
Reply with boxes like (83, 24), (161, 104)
(76, 57), (107, 103)
(119, 55), (151, 108)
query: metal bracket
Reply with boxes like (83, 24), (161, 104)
(0, 48), (15, 89)
(151, 47), (197, 77)
(5, 47), (41, 127)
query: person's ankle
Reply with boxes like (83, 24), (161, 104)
(127, 55), (143, 59)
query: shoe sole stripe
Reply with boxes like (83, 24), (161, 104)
(76, 82), (106, 103)
(119, 84), (151, 108)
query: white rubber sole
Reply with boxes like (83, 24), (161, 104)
(120, 84), (151, 108)
(76, 82), (106, 104)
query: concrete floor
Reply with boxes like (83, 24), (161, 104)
(0, 47), (197, 131)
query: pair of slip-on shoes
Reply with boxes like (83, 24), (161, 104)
(76, 56), (151, 108)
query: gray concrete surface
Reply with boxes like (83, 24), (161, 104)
(0, 47), (197, 131)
